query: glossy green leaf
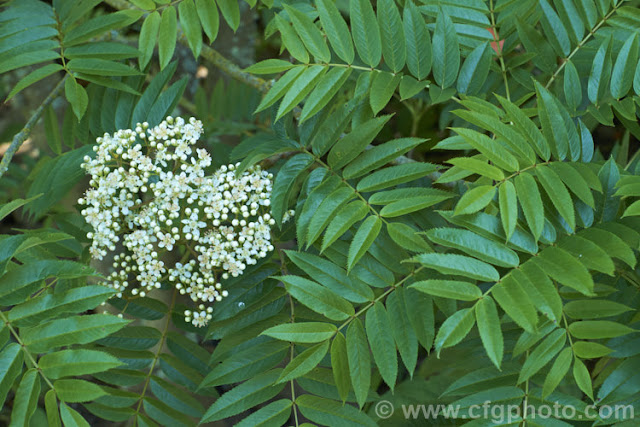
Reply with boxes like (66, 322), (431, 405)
(316, 0), (354, 64)
(515, 173), (544, 241)
(387, 222), (432, 253)
(350, 0), (381, 67)
(0, 49), (60, 75)
(379, 190), (454, 217)
(491, 274), (538, 333)
(568, 321), (635, 339)
(411, 280), (481, 301)
(331, 332), (350, 403)
(285, 251), (373, 302)
(255, 66), (305, 113)
(178, 0), (202, 58)
(518, 328), (566, 383)
(275, 15), (309, 63)
(452, 109), (534, 166)
(321, 201), (369, 252)
(452, 127), (519, 172)
(535, 81), (569, 160)
(65, 77), (88, 120)
(536, 165), (575, 231)
(196, 0), (219, 43)
(542, 347), (572, 398)
(432, 11), (459, 88)
(278, 275), (355, 321)
(534, 246), (593, 295)
(10, 368), (40, 426)
(572, 341), (612, 359)
(277, 341), (330, 383)
(158, 6), (177, 70)
(499, 180), (518, 242)
(347, 216), (382, 272)
(244, 59), (295, 75)
(610, 32), (638, 99)
(201, 340), (288, 387)
(454, 185), (496, 216)
(262, 323), (337, 343)
(564, 60), (582, 111)
(434, 308), (476, 357)
(328, 114), (392, 170)
(558, 235), (614, 275)
(357, 162), (438, 192)
(564, 299), (632, 319)
(573, 358), (593, 400)
(201, 370), (285, 423)
(517, 264), (563, 323)
(403, 0), (431, 80)
(365, 302), (397, 390)
(399, 75), (428, 100)
(344, 138), (425, 180)
(378, 0), (405, 73)
(447, 157), (504, 181)
(300, 67), (352, 122)
(0, 260), (96, 306)
(539, 0), (571, 55)
(236, 399), (292, 427)
(457, 42), (492, 95)
(21, 314), (129, 353)
(276, 65), (326, 120)
(59, 403), (89, 427)
(0, 344), (23, 409)
(217, 0), (240, 31)
(409, 252), (500, 282)
(284, 5), (330, 63)
(495, 94), (550, 160)
(45, 390), (60, 427)
(588, 35), (612, 104)
(149, 376), (204, 418)
(271, 153), (314, 227)
(39, 349), (122, 379)
(370, 71), (402, 115)
(54, 379), (106, 403)
(138, 11), (160, 69)
(8, 285), (114, 327)
(97, 326), (161, 350)
(296, 394), (377, 427)
(476, 296), (504, 370)
(346, 318), (370, 408)
(386, 288), (418, 375)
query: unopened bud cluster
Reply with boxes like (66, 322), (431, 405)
(79, 117), (292, 327)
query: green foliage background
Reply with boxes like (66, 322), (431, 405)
(1, 0), (640, 425)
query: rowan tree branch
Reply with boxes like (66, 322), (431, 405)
(0, 76), (66, 179)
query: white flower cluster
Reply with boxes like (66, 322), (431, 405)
(79, 116), (292, 327)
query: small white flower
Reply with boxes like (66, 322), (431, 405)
(80, 116), (292, 328)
